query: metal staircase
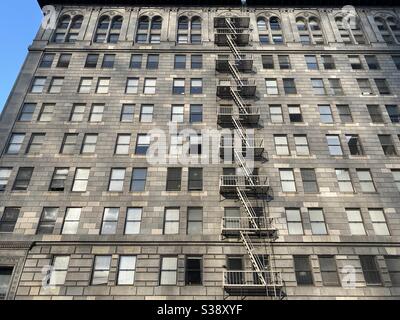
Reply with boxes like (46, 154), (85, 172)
(216, 17), (285, 299)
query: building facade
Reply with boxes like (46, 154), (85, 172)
(0, 0), (400, 300)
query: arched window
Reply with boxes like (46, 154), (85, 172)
(257, 16), (284, 45)
(336, 15), (366, 45)
(53, 14), (83, 43)
(177, 16), (202, 44)
(297, 16), (324, 45)
(136, 16), (162, 44)
(375, 16), (400, 44)
(94, 15), (122, 43)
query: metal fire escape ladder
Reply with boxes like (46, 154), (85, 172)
(240, 231), (266, 285)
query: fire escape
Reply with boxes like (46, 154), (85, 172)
(215, 16), (285, 299)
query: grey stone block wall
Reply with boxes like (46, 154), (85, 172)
(0, 4), (399, 300)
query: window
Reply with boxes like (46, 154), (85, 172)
(262, 55), (274, 69)
(326, 135), (343, 156)
(12, 167), (33, 191)
(126, 78), (139, 94)
(146, 54), (159, 69)
(0, 267), (13, 299)
(78, 78), (92, 93)
(283, 78), (297, 94)
(50, 168), (68, 191)
(346, 208), (366, 235)
(62, 208), (81, 234)
(0, 168), (12, 192)
(173, 78), (185, 95)
(280, 169), (296, 192)
(294, 135), (310, 156)
(130, 54), (142, 69)
(91, 256), (111, 285)
(31, 77), (46, 93)
(386, 105), (400, 123)
(85, 54), (99, 68)
(288, 105), (303, 122)
(305, 55), (318, 70)
(300, 35), (311, 45)
(319, 256), (340, 286)
(378, 135), (397, 156)
(37, 207), (58, 234)
(393, 56), (400, 70)
(189, 134), (202, 155)
(174, 55), (186, 69)
(72, 168), (90, 192)
(164, 208), (180, 235)
(278, 55), (291, 69)
(385, 256), (400, 286)
(191, 55), (202, 69)
(131, 168), (147, 191)
(170, 135), (184, 156)
(346, 134), (364, 156)
(115, 134), (131, 155)
(357, 79), (373, 95)
(367, 105), (384, 123)
(70, 104), (85, 122)
(101, 54), (115, 69)
(121, 104), (134, 122)
(360, 256), (382, 286)
(101, 208), (119, 234)
(143, 78), (156, 94)
(118, 256), (137, 285)
(337, 105), (352, 123)
(187, 207), (202, 235)
(166, 168), (182, 191)
(188, 168), (202, 191)
(369, 209), (390, 236)
(108, 169), (125, 192)
(349, 55), (363, 69)
(26, 133), (45, 154)
(38, 104), (54, 122)
(18, 103), (36, 121)
(190, 105), (202, 123)
(56, 54), (71, 68)
(49, 256), (69, 286)
(274, 135), (289, 156)
(309, 208), (327, 234)
(301, 169), (318, 193)
(319, 105), (333, 123)
(160, 257), (178, 285)
(265, 79), (278, 95)
(286, 208), (303, 235)
(125, 208), (142, 235)
(375, 79), (391, 95)
(40, 54), (55, 68)
(135, 134), (150, 155)
(48, 77), (64, 94)
(0, 208), (20, 233)
(139, 104), (153, 123)
(293, 256), (313, 285)
(322, 55), (335, 69)
(81, 134), (98, 154)
(60, 133), (78, 154)
(329, 79), (344, 95)
(365, 55), (380, 70)
(259, 35), (269, 44)
(356, 169), (376, 192)
(186, 256), (202, 285)
(190, 79), (202, 94)
(392, 170), (400, 191)
(89, 104), (104, 122)
(171, 105), (184, 123)
(311, 78), (326, 95)
(6, 133), (25, 155)
(335, 169), (354, 192)
(95, 15), (123, 43)
(270, 105), (283, 123)
(96, 78), (110, 94)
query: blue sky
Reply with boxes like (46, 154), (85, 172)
(0, 1), (43, 112)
